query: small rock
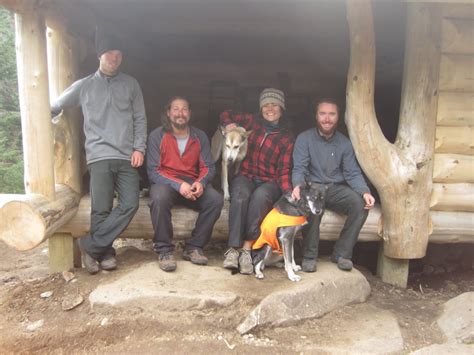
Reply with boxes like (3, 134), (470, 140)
(40, 291), (53, 299)
(25, 319), (44, 332)
(61, 294), (84, 311)
(100, 318), (109, 326)
(62, 271), (75, 282)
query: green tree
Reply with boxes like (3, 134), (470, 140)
(0, 7), (23, 193)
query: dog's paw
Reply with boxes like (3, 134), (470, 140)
(288, 274), (301, 282)
(224, 193), (230, 201)
(293, 265), (302, 272)
(255, 273), (264, 279)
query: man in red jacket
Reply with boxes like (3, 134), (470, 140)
(147, 97), (223, 272)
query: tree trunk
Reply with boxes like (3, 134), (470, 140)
(345, 1), (441, 258)
(47, 27), (84, 194)
(15, 2), (55, 198)
(0, 185), (80, 251)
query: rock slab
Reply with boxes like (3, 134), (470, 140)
(237, 262), (371, 334)
(89, 262), (238, 310)
(437, 292), (474, 344)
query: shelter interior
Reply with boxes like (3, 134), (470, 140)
(51, 0), (405, 143)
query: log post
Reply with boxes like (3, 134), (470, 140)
(15, 1), (55, 198)
(46, 27), (84, 194)
(346, 1), (442, 286)
(48, 232), (78, 273)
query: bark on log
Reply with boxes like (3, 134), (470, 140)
(345, 1), (441, 258)
(0, 185), (80, 251)
(431, 183), (474, 212)
(435, 126), (474, 155)
(433, 154), (474, 183)
(437, 92), (474, 126)
(15, 2), (55, 198)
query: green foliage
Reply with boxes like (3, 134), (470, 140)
(0, 111), (24, 193)
(0, 7), (23, 193)
(0, 7), (18, 111)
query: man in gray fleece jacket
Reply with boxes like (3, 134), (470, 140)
(51, 36), (147, 274)
(292, 99), (375, 272)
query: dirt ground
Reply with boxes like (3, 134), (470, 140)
(0, 239), (472, 354)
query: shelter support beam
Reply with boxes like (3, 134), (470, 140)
(345, 0), (442, 262)
(48, 232), (80, 273)
(377, 243), (409, 289)
(15, 2), (55, 198)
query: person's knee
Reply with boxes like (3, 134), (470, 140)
(347, 196), (368, 218)
(149, 184), (174, 207)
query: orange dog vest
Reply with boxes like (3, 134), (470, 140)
(252, 208), (307, 254)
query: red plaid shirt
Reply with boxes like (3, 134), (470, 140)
(220, 110), (294, 192)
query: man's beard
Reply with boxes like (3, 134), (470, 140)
(171, 121), (188, 130)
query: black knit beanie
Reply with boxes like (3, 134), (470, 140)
(96, 35), (122, 58)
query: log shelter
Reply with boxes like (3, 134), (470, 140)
(0, 0), (472, 288)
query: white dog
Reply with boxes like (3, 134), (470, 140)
(211, 126), (252, 200)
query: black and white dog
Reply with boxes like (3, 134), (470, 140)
(252, 182), (328, 282)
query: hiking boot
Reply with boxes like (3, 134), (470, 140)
(158, 252), (177, 272)
(302, 258), (317, 273)
(223, 248), (239, 269)
(80, 249), (99, 274)
(238, 249), (253, 275)
(182, 249), (208, 265)
(331, 255), (353, 271)
(100, 255), (117, 271)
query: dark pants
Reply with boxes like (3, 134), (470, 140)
(149, 183), (223, 253)
(303, 184), (368, 260)
(80, 159), (140, 261)
(228, 175), (281, 248)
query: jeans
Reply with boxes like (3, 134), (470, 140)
(303, 184), (368, 260)
(227, 175), (281, 248)
(149, 183), (223, 253)
(80, 159), (140, 260)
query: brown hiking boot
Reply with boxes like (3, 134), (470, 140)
(182, 249), (208, 265)
(158, 252), (177, 272)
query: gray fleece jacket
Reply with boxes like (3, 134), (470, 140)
(51, 70), (147, 164)
(292, 128), (370, 196)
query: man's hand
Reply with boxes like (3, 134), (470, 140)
(131, 151), (144, 168)
(291, 185), (301, 200)
(190, 181), (204, 198)
(179, 182), (197, 201)
(363, 193), (375, 210)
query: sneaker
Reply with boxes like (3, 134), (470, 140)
(331, 255), (353, 271)
(302, 258), (317, 273)
(223, 248), (239, 269)
(100, 255), (117, 271)
(158, 252), (177, 272)
(182, 249), (208, 265)
(80, 248), (99, 274)
(238, 249), (253, 275)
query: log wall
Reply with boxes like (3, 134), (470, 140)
(431, 4), (474, 212)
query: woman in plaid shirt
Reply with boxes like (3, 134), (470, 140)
(220, 88), (294, 274)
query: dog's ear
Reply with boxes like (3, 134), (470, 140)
(244, 130), (253, 139)
(304, 177), (311, 188)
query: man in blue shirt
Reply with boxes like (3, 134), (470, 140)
(51, 35), (147, 274)
(292, 99), (375, 272)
